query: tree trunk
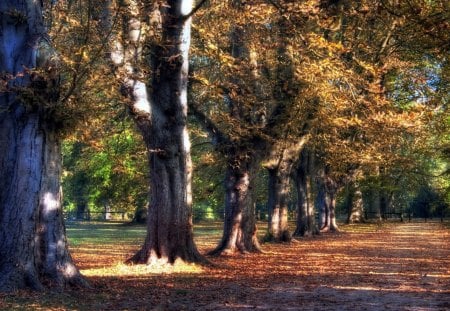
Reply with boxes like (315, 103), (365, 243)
(347, 182), (365, 224)
(36, 131), (88, 289)
(325, 176), (339, 232)
(76, 200), (88, 220)
(316, 175), (330, 230)
(366, 187), (382, 221)
(266, 166), (291, 242)
(128, 0), (205, 264)
(209, 153), (261, 255)
(0, 112), (46, 292)
(0, 115), (86, 292)
(0, 0), (86, 292)
(380, 190), (393, 220)
(317, 166), (339, 232)
(293, 149), (317, 237)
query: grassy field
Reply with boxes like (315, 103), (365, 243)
(1, 220), (449, 310)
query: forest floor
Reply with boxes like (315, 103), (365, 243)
(1, 220), (449, 310)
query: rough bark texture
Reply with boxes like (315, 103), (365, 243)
(209, 152), (261, 255)
(264, 140), (308, 242)
(347, 182), (365, 224)
(293, 149), (318, 237)
(0, 0), (86, 292)
(326, 181), (339, 232)
(0, 112), (45, 292)
(0, 99), (85, 292)
(316, 166), (339, 232)
(36, 132), (88, 288)
(127, 0), (205, 264)
(266, 167), (291, 242)
(316, 175), (330, 230)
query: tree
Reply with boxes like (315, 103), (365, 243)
(316, 164), (340, 231)
(262, 17), (311, 243)
(293, 148), (318, 237)
(122, 0), (207, 264)
(61, 119), (148, 221)
(0, 0), (86, 291)
(345, 180), (365, 224)
(191, 0), (271, 255)
(62, 142), (91, 220)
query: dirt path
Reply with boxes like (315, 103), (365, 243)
(1, 221), (449, 310)
(201, 222), (449, 311)
(145, 221), (446, 311)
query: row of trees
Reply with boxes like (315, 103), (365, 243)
(1, 0), (448, 291)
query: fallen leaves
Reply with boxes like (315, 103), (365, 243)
(2, 221), (449, 310)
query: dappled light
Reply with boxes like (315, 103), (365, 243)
(0, 0), (448, 307)
(2, 221), (448, 310)
(82, 260), (204, 278)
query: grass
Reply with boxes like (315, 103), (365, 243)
(1, 220), (449, 310)
(65, 221), (147, 246)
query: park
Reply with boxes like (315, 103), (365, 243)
(0, 0), (449, 309)
(1, 220), (449, 309)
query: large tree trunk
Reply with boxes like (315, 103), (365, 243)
(0, 112), (46, 292)
(209, 152), (261, 255)
(0, 113), (85, 292)
(36, 131), (87, 288)
(293, 149), (317, 237)
(264, 139), (308, 242)
(128, 0), (204, 264)
(266, 167), (292, 242)
(0, 0), (86, 292)
(262, 16), (310, 243)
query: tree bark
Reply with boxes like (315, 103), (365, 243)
(324, 174), (339, 232)
(347, 182), (365, 224)
(316, 173), (330, 230)
(380, 190), (394, 220)
(293, 149), (317, 237)
(366, 187), (382, 221)
(209, 151), (261, 255)
(0, 111), (46, 292)
(316, 166), (339, 232)
(127, 0), (205, 264)
(264, 139), (308, 242)
(0, 109), (85, 293)
(36, 131), (88, 288)
(0, 0), (86, 292)
(266, 167), (291, 242)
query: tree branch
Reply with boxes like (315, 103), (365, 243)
(189, 102), (229, 145)
(182, 0), (209, 21)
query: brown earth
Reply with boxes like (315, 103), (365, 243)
(1, 221), (449, 310)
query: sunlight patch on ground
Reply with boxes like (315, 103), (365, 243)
(81, 259), (204, 277)
(329, 284), (449, 294)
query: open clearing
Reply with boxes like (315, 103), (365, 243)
(1, 221), (449, 310)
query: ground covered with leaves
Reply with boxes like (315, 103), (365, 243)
(1, 221), (449, 310)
